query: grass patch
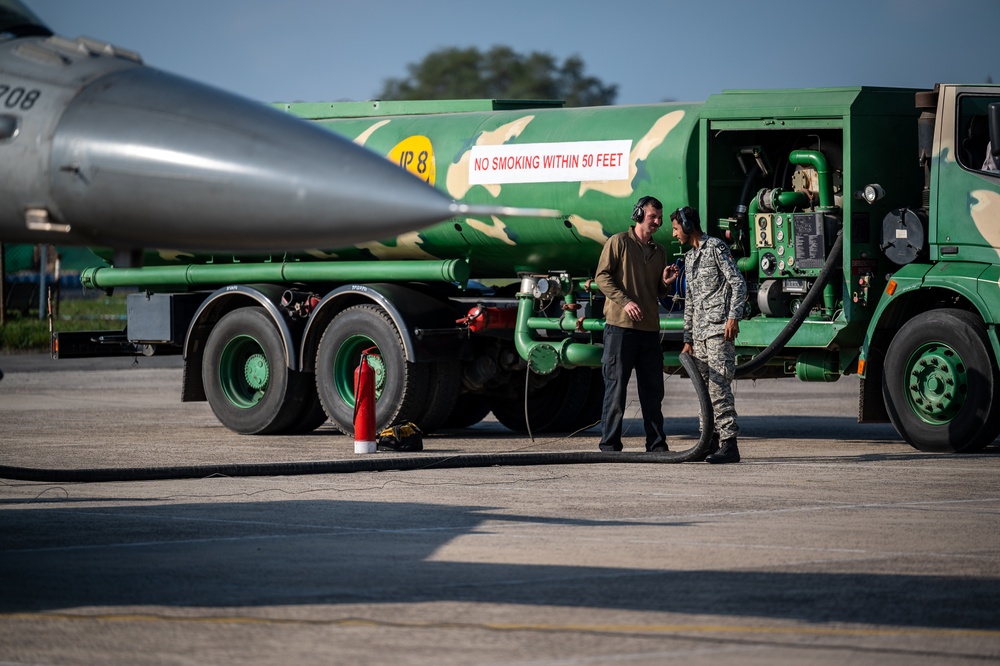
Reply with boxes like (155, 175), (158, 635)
(1, 291), (128, 353)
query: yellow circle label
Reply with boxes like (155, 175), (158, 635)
(388, 135), (435, 187)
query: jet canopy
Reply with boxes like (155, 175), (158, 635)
(0, 0), (51, 39)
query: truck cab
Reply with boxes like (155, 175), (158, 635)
(859, 84), (1000, 451)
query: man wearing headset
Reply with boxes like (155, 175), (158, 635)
(670, 205), (747, 463)
(595, 195), (676, 452)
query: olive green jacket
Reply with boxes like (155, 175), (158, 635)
(595, 226), (668, 332)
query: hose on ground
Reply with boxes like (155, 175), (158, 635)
(0, 355), (714, 483)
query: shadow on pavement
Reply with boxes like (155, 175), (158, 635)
(2, 498), (996, 630)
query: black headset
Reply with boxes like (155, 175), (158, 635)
(631, 195), (658, 223)
(672, 206), (698, 234)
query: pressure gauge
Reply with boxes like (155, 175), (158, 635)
(775, 215), (784, 227)
(777, 245), (785, 256)
(778, 260), (786, 272)
(760, 252), (777, 276)
(776, 229), (784, 242)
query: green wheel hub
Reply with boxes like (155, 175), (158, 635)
(333, 335), (384, 408)
(904, 342), (968, 425)
(244, 353), (269, 390)
(219, 335), (269, 409)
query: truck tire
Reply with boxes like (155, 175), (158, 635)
(416, 361), (462, 433)
(489, 367), (592, 434)
(283, 387), (329, 434)
(441, 393), (492, 429)
(568, 367), (605, 432)
(315, 304), (431, 435)
(882, 309), (999, 452)
(545, 367), (601, 433)
(202, 307), (304, 435)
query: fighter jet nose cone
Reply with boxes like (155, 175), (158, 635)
(49, 67), (454, 251)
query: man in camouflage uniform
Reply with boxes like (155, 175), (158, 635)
(670, 206), (747, 463)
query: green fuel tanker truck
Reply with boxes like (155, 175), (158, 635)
(55, 84), (1000, 452)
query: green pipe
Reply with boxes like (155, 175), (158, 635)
(737, 186), (813, 273)
(823, 281), (837, 314)
(737, 195), (761, 272)
(528, 316), (601, 332)
(788, 149), (833, 209)
(514, 293), (553, 372)
(526, 315), (684, 332)
(662, 351), (682, 368)
(514, 293), (605, 372)
(772, 189), (812, 210)
(574, 279), (602, 294)
(517, 280), (690, 371)
(657, 317), (685, 331)
(563, 341), (604, 368)
(80, 259), (471, 289)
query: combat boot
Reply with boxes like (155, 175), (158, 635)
(706, 437), (740, 464)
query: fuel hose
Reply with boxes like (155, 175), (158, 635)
(0, 355), (715, 483)
(1, 235), (844, 484)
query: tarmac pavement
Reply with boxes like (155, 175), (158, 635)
(0, 353), (998, 665)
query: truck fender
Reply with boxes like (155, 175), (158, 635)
(300, 283), (465, 372)
(181, 284), (297, 402)
(860, 261), (1000, 377)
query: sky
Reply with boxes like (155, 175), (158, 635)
(27, 0), (1000, 107)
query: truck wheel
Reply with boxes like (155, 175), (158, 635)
(545, 367), (601, 432)
(567, 367), (605, 432)
(283, 387), (329, 435)
(315, 304), (430, 434)
(416, 361), (462, 433)
(882, 309), (998, 452)
(441, 393), (492, 429)
(489, 367), (592, 434)
(202, 307), (303, 435)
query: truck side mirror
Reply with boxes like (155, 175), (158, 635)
(990, 103), (1000, 161)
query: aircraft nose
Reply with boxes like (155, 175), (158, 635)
(49, 66), (454, 251)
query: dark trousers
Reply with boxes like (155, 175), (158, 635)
(599, 325), (666, 450)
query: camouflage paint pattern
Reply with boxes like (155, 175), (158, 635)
(297, 103), (701, 278)
(91, 86), (1000, 380)
(690, 336), (739, 441)
(932, 85), (1000, 266)
(858, 84), (1000, 374)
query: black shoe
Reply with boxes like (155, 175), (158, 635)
(706, 432), (720, 455)
(599, 443), (623, 452)
(706, 437), (740, 464)
(647, 443), (669, 452)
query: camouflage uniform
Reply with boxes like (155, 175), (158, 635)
(682, 234), (747, 440)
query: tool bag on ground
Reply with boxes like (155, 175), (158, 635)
(376, 422), (424, 452)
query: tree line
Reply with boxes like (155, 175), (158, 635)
(376, 46), (617, 107)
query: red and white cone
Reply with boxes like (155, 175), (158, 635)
(353, 349), (377, 453)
